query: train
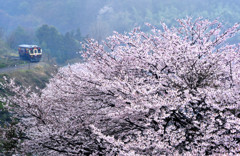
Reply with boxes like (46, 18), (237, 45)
(18, 44), (42, 62)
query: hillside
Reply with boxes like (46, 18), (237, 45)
(0, 39), (25, 68)
(0, 62), (58, 91)
(0, 0), (240, 37)
(0, 38), (57, 90)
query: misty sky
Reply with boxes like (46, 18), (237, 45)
(0, 0), (240, 40)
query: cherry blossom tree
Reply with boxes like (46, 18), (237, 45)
(3, 18), (240, 155)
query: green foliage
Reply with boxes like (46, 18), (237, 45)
(36, 24), (81, 64)
(36, 24), (63, 62)
(0, 37), (27, 69)
(62, 32), (79, 61)
(7, 26), (35, 49)
(0, 39), (15, 55)
(74, 28), (83, 41)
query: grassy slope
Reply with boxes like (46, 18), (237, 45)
(0, 63), (58, 90)
(0, 38), (58, 89)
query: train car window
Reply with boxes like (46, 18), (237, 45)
(33, 48), (38, 54)
(29, 49), (33, 54)
(38, 49), (42, 53)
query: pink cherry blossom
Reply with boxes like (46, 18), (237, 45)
(3, 18), (240, 155)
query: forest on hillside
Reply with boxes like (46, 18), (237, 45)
(1, 0), (240, 63)
(1, 0), (240, 36)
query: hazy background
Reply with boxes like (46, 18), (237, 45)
(1, 0), (240, 63)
